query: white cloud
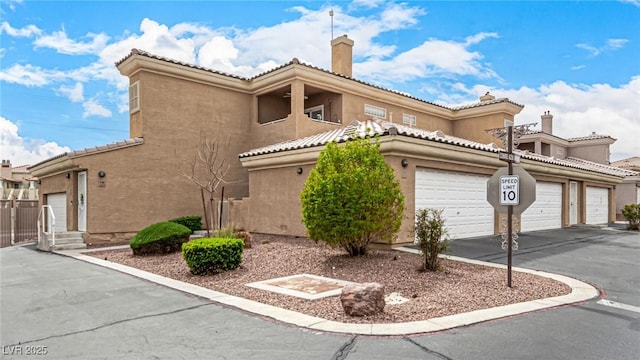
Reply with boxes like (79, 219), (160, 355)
(82, 99), (112, 118)
(437, 77), (640, 161)
(0, 63), (66, 86)
(0, 116), (70, 166)
(0, 21), (41, 37)
(57, 82), (84, 102)
(576, 38), (628, 56)
(34, 28), (110, 55)
(619, 0), (640, 7)
(355, 34), (499, 85)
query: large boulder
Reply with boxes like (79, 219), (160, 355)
(340, 282), (385, 316)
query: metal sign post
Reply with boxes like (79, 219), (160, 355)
(486, 122), (536, 288)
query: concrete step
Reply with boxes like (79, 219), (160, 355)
(40, 231), (86, 251)
(51, 238), (85, 245)
(51, 243), (87, 251)
(50, 231), (84, 240)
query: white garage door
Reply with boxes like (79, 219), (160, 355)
(415, 168), (494, 239)
(521, 182), (562, 232)
(47, 193), (67, 233)
(586, 187), (609, 224)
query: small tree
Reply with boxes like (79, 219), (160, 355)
(180, 135), (233, 236)
(413, 208), (449, 271)
(300, 136), (404, 256)
(621, 203), (640, 230)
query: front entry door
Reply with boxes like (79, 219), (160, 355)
(78, 171), (87, 232)
(569, 181), (578, 225)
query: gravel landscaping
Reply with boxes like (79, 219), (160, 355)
(88, 233), (571, 324)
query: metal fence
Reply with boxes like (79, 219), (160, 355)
(0, 200), (39, 248)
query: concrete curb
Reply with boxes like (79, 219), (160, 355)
(54, 246), (600, 336)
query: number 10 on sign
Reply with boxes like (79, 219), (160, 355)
(500, 175), (519, 205)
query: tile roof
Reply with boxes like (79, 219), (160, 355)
(28, 138), (144, 170)
(239, 120), (499, 159)
(116, 49), (522, 112)
(240, 120), (635, 178)
(566, 132), (615, 142)
(116, 49), (247, 81)
(611, 156), (640, 167)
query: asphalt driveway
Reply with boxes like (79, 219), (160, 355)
(1, 227), (638, 359)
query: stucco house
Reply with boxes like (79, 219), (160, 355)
(29, 35), (633, 249)
(1, 160), (38, 200)
(610, 157), (640, 220)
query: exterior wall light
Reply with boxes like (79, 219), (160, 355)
(401, 159), (409, 168)
(296, 167), (303, 175)
(98, 171), (106, 178)
(65, 173), (71, 179)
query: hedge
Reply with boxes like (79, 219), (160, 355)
(181, 238), (243, 275)
(169, 215), (202, 233)
(130, 221), (191, 256)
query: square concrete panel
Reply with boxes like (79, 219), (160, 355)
(245, 274), (358, 300)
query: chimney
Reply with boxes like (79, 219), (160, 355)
(541, 111), (553, 134)
(479, 91), (495, 102)
(1, 160), (11, 179)
(331, 34), (354, 77)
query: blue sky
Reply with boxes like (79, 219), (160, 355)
(1, 0), (639, 166)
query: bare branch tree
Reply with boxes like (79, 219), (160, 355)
(179, 134), (233, 236)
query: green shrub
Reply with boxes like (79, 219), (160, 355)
(181, 238), (244, 275)
(130, 222), (191, 256)
(169, 215), (202, 233)
(300, 136), (404, 256)
(621, 203), (640, 230)
(413, 208), (449, 271)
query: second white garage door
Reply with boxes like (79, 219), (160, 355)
(521, 182), (562, 232)
(586, 187), (609, 224)
(415, 168), (494, 240)
(47, 193), (67, 233)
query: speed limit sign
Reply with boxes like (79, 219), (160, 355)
(499, 175), (519, 205)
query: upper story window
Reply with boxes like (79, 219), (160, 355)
(129, 81), (140, 114)
(364, 104), (386, 119)
(402, 113), (417, 126)
(305, 105), (324, 121)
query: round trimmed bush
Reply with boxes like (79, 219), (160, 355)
(182, 237), (243, 275)
(130, 221), (191, 256)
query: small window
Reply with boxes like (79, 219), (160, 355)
(129, 81), (140, 114)
(305, 105), (324, 121)
(364, 104), (386, 119)
(402, 113), (417, 126)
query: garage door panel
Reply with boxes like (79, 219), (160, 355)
(586, 187), (608, 224)
(47, 193), (67, 233)
(521, 182), (562, 232)
(415, 169), (494, 240)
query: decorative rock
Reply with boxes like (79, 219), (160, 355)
(340, 282), (385, 316)
(384, 292), (410, 305)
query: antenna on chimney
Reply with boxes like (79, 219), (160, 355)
(329, 8), (334, 40)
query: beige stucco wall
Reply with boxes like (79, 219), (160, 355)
(569, 144), (610, 164)
(615, 180), (640, 219)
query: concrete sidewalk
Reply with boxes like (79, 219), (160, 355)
(51, 242), (599, 336)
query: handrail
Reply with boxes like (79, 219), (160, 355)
(37, 205), (55, 249)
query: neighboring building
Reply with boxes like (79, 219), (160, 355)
(611, 156), (640, 220)
(29, 35), (632, 247)
(0, 160), (38, 200)
(518, 111), (616, 165)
